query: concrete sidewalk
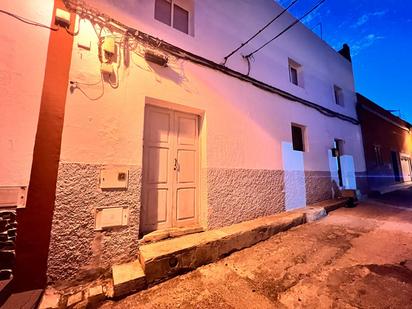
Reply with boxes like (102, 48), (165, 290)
(371, 181), (412, 195)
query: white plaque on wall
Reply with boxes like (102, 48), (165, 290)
(95, 206), (129, 230)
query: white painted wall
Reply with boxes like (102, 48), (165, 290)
(61, 11), (366, 178)
(0, 0), (54, 186)
(85, 0), (357, 120)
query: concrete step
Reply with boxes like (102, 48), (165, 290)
(139, 198), (348, 285)
(309, 197), (348, 213)
(140, 226), (204, 244)
(139, 211), (306, 284)
(111, 260), (146, 298)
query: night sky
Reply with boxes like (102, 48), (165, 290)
(277, 0), (412, 122)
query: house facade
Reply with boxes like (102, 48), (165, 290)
(357, 93), (412, 191)
(1, 0), (367, 288)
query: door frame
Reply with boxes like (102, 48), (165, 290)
(399, 153), (412, 183)
(140, 97), (207, 235)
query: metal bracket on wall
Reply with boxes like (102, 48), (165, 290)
(0, 186), (27, 209)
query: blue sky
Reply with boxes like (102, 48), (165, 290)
(277, 0), (412, 122)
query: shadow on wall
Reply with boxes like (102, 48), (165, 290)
(148, 61), (186, 86)
(282, 141), (306, 211)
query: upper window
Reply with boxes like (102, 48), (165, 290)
(288, 59), (302, 87)
(291, 124), (306, 152)
(334, 85), (344, 106)
(155, 0), (191, 35)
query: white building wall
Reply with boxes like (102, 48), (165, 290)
(61, 48), (365, 172)
(46, 0), (367, 284)
(0, 0), (54, 187)
(84, 0), (357, 119)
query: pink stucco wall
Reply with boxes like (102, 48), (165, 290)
(0, 0), (54, 186)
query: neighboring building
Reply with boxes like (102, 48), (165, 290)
(0, 0), (55, 284)
(0, 0), (367, 289)
(357, 93), (412, 191)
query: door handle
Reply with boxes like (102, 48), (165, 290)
(173, 158), (178, 171)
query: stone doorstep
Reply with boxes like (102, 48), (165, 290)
(111, 260), (146, 298)
(309, 197), (348, 213)
(138, 198), (348, 285)
(140, 226), (204, 244)
(305, 207), (327, 223)
(139, 211), (307, 284)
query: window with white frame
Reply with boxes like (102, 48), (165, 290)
(288, 58), (302, 87)
(334, 85), (344, 106)
(154, 0), (192, 35)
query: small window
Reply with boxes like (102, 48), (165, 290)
(374, 145), (383, 166)
(173, 4), (189, 34)
(288, 59), (302, 87)
(290, 67), (298, 85)
(155, 0), (190, 35)
(334, 85), (344, 106)
(155, 0), (172, 26)
(291, 124), (305, 152)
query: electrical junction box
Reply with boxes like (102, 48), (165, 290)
(95, 206), (129, 230)
(100, 63), (113, 75)
(55, 8), (71, 28)
(144, 50), (168, 67)
(102, 36), (116, 55)
(100, 168), (129, 189)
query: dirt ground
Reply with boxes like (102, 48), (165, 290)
(100, 194), (412, 308)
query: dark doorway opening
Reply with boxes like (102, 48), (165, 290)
(334, 139), (344, 187)
(391, 151), (401, 182)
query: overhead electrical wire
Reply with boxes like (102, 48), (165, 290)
(0, 9), (59, 31)
(70, 76), (105, 101)
(10, 0), (356, 125)
(0, 8), (82, 36)
(222, 0), (298, 66)
(244, 0), (326, 59)
(63, 0), (358, 125)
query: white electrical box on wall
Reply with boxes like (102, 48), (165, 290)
(55, 8), (71, 27)
(102, 36), (115, 54)
(100, 63), (113, 75)
(95, 206), (129, 230)
(100, 168), (129, 189)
